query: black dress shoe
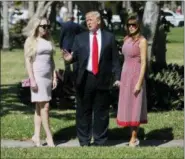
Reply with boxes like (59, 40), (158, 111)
(80, 143), (90, 147)
(91, 142), (105, 147)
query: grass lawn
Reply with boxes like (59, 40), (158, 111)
(1, 147), (183, 159)
(166, 28), (184, 65)
(1, 27), (184, 158)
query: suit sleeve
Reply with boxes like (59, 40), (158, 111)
(71, 35), (79, 62)
(111, 35), (121, 81)
(78, 24), (87, 33)
(59, 25), (65, 49)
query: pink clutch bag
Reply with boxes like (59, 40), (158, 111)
(22, 78), (30, 87)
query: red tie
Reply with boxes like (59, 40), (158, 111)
(92, 32), (98, 75)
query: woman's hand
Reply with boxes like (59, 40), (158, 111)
(134, 83), (141, 96)
(52, 78), (57, 90)
(30, 79), (38, 92)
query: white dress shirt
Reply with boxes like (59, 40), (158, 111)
(86, 29), (102, 72)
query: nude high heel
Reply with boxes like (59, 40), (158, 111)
(45, 138), (55, 147)
(129, 138), (140, 147)
(31, 135), (42, 147)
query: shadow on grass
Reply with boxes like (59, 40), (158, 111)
(0, 83), (76, 120)
(50, 111), (76, 121)
(140, 127), (174, 147)
(108, 127), (145, 140)
(145, 127), (174, 140)
(53, 125), (77, 145)
(47, 126), (174, 147)
(1, 84), (34, 117)
(106, 127), (174, 146)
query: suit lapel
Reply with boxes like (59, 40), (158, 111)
(84, 32), (90, 60)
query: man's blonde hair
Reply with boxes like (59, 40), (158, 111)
(85, 11), (101, 21)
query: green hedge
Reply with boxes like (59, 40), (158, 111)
(147, 62), (184, 111)
(9, 20), (27, 49)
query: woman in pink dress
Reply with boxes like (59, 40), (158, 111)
(116, 14), (148, 147)
(24, 17), (57, 147)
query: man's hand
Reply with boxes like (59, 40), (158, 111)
(52, 78), (57, 90)
(113, 80), (120, 87)
(61, 49), (73, 62)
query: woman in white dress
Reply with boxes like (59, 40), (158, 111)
(24, 17), (57, 147)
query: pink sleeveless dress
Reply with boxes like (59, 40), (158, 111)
(31, 38), (54, 102)
(117, 36), (147, 127)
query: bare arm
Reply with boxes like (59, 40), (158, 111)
(137, 38), (147, 87)
(24, 38), (37, 91)
(51, 55), (56, 79)
(51, 53), (57, 90)
(24, 56), (35, 81)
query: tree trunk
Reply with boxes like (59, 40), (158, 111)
(28, 1), (35, 19)
(49, 2), (58, 30)
(68, 1), (73, 15)
(182, 1), (184, 14)
(122, 1), (126, 8)
(101, 2), (105, 10)
(2, 1), (10, 50)
(126, 1), (133, 13)
(142, 1), (160, 70)
(22, 1), (53, 37)
(170, 1), (177, 12)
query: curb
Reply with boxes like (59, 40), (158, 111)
(1, 139), (184, 148)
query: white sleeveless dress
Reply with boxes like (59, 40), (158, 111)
(31, 38), (54, 102)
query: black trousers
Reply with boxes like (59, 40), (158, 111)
(76, 71), (110, 146)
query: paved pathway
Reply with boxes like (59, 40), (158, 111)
(1, 139), (184, 148)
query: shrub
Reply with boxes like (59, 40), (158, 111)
(147, 62), (184, 111)
(9, 20), (27, 49)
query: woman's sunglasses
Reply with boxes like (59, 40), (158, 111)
(127, 23), (138, 28)
(39, 24), (51, 30)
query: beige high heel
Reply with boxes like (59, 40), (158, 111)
(129, 138), (140, 147)
(31, 135), (42, 147)
(45, 138), (55, 147)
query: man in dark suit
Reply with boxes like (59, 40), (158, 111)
(60, 13), (86, 72)
(60, 13), (86, 104)
(62, 11), (121, 146)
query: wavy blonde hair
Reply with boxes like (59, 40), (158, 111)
(24, 17), (55, 62)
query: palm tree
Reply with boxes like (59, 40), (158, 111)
(142, 1), (160, 70)
(28, 1), (35, 19)
(22, 1), (53, 37)
(2, 1), (10, 50)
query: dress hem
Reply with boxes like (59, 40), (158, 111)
(31, 99), (51, 103)
(117, 119), (147, 127)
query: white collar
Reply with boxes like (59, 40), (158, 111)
(90, 28), (101, 35)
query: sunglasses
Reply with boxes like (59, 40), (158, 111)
(127, 23), (138, 28)
(39, 24), (50, 29)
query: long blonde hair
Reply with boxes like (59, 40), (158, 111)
(24, 17), (55, 62)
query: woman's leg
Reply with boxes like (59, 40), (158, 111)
(40, 102), (55, 147)
(129, 126), (138, 143)
(32, 102), (42, 146)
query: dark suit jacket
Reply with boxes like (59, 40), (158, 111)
(72, 29), (121, 90)
(60, 21), (86, 52)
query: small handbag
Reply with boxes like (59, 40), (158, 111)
(21, 78), (30, 87)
